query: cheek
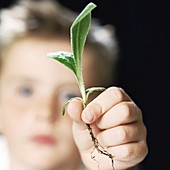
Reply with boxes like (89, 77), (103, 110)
(54, 115), (78, 157)
(0, 96), (30, 139)
(60, 115), (72, 131)
(57, 115), (74, 140)
(2, 111), (25, 139)
(0, 85), (35, 120)
(1, 98), (25, 124)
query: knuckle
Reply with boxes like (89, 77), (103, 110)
(139, 121), (147, 137)
(118, 126), (129, 142)
(138, 141), (149, 161)
(135, 104), (142, 118)
(143, 125), (147, 137)
(107, 87), (124, 102)
(120, 103), (131, 120)
(143, 142), (149, 158)
(122, 145), (133, 158)
(137, 107), (142, 115)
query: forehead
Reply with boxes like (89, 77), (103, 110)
(1, 37), (100, 87)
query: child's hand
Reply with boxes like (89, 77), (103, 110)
(67, 87), (148, 170)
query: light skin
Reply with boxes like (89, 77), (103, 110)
(0, 37), (148, 170)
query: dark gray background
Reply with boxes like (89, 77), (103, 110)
(1, 0), (169, 170)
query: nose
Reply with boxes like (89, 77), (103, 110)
(36, 96), (59, 122)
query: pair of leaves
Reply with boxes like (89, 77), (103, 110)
(47, 51), (77, 75)
(47, 3), (96, 84)
(47, 2), (106, 114)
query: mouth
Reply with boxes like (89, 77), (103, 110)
(32, 135), (56, 145)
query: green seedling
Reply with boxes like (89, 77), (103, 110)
(47, 3), (104, 111)
(47, 2), (114, 169)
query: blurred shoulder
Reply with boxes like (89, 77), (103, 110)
(0, 135), (10, 170)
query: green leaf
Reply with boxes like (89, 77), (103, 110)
(47, 51), (77, 75)
(70, 2), (96, 102)
(47, 3), (97, 112)
(71, 2), (96, 70)
(61, 101), (69, 116)
(85, 87), (106, 103)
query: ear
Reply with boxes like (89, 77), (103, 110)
(0, 108), (3, 134)
(0, 114), (2, 134)
(0, 93), (3, 134)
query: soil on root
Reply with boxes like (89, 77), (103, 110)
(86, 123), (115, 170)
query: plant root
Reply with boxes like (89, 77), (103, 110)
(86, 123), (115, 170)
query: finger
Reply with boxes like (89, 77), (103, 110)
(97, 122), (147, 147)
(82, 87), (131, 123)
(96, 101), (143, 129)
(66, 98), (87, 130)
(109, 141), (148, 169)
(79, 141), (148, 170)
(66, 99), (97, 152)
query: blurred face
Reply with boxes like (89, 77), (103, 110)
(0, 37), (97, 170)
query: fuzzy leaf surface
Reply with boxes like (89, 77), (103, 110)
(71, 2), (96, 71)
(85, 87), (106, 102)
(47, 51), (77, 75)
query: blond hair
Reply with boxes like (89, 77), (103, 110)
(0, 0), (119, 86)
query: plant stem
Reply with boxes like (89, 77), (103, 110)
(79, 81), (86, 103)
(77, 67), (86, 103)
(77, 64), (114, 169)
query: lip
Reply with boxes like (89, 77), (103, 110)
(32, 135), (56, 145)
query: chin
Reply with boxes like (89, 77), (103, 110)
(23, 150), (62, 169)
(27, 157), (61, 170)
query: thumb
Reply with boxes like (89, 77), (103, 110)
(66, 98), (84, 125)
(66, 98), (94, 150)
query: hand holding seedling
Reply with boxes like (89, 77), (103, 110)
(48, 2), (115, 168)
(67, 87), (148, 170)
(48, 2), (148, 170)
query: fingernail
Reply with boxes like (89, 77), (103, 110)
(82, 109), (94, 123)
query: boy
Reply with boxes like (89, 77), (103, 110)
(0, 0), (148, 169)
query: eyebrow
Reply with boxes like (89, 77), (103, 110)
(6, 76), (38, 84)
(6, 75), (78, 89)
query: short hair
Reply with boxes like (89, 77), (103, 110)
(0, 0), (119, 86)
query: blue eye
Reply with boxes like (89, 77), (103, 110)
(59, 91), (78, 103)
(18, 86), (33, 97)
(64, 93), (77, 100)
